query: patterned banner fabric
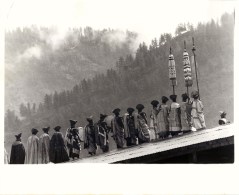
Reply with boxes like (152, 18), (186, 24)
(168, 54), (176, 80)
(183, 49), (193, 87)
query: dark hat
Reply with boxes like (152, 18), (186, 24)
(112, 108), (121, 114)
(169, 94), (177, 100)
(127, 107), (135, 113)
(100, 114), (107, 120)
(136, 104), (144, 110)
(86, 116), (93, 122)
(181, 93), (189, 100)
(191, 90), (199, 98)
(151, 100), (159, 107)
(70, 120), (77, 126)
(219, 111), (227, 117)
(42, 126), (50, 132)
(54, 126), (61, 131)
(15, 133), (22, 139)
(162, 96), (169, 102)
(31, 128), (38, 134)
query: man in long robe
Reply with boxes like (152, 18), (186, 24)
(10, 133), (25, 164)
(191, 91), (206, 130)
(71, 128), (82, 159)
(49, 126), (69, 163)
(84, 116), (98, 155)
(25, 128), (39, 164)
(135, 104), (150, 144)
(157, 96), (170, 138)
(111, 108), (125, 148)
(39, 127), (51, 164)
(65, 120), (77, 159)
(124, 108), (138, 146)
(96, 114), (109, 152)
(168, 95), (182, 136)
(180, 93), (193, 133)
(149, 100), (160, 141)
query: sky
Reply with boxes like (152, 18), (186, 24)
(2, 0), (235, 43)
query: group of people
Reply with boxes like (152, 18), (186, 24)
(7, 90), (227, 164)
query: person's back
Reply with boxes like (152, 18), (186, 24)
(26, 129), (39, 164)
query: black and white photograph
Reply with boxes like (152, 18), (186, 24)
(0, 0), (238, 193)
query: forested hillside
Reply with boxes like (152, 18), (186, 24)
(5, 13), (234, 157)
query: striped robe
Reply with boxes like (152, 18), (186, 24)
(136, 112), (150, 143)
(168, 102), (181, 132)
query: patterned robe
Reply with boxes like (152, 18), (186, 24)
(84, 124), (98, 153)
(180, 102), (193, 131)
(158, 104), (170, 137)
(10, 141), (26, 164)
(191, 99), (206, 130)
(124, 114), (138, 145)
(96, 121), (109, 152)
(49, 132), (69, 163)
(25, 135), (39, 164)
(149, 108), (159, 140)
(136, 112), (150, 143)
(168, 102), (181, 132)
(39, 133), (50, 164)
(111, 116), (125, 148)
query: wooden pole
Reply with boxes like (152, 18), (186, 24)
(192, 37), (200, 100)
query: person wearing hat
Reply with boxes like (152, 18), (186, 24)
(111, 108), (125, 148)
(157, 96), (170, 139)
(168, 95), (182, 136)
(180, 93), (193, 133)
(49, 126), (69, 163)
(25, 128), (39, 164)
(135, 104), (150, 144)
(10, 133), (26, 164)
(124, 108), (138, 146)
(219, 111), (230, 125)
(84, 116), (98, 155)
(65, 120), (78, 159)
(149, 100), (160, 141)
(191, 90), (206, 130)
(39, 127), (51, 164)
(95, 114), (110, 152)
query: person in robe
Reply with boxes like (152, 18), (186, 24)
(25, 128), (39, 164)
(65, 120), (77, 159)
(84, 116), (98, 155)
(4, 148), (9, 164)
(10, 133), (25, 164)
(49, 126), (69, 163)
(168, 95), (182, 136)
(219, 111), (230, 125)
(180, 93), (193, 133)
(71, 128), (83, 159)
(135, 104), (150, 144)
(96, 114), (110, 152)
(149, 100), (160, 141)
(39, 127), (51, 164)
(111, 108), (125, 148)
(191, 90), (206, 130)
(158, 96), (170, 139)
(124, 108), (138, 146)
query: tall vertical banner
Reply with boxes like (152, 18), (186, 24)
(183, 42), (193, 87)
(168, 47), (177, 94)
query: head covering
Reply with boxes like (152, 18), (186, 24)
(127, 107), (135, 113)
(15, 133), (22, 140)
(112, 108), (120, 114)
(181, 93), (189, 100)
(70, 120), (77, 126)
(169, 95), (177, 101)
(100, 114), (107, 120)
(219, 111), (227, 117)
(42, 126), (50, 133)
(31, 128), (38, 134)
(151, 100), (159, 107)
(136, 104), (144, 110)
(162, 96), (169, 103)
(191, 90), (199, 99)
(86, 116), (93, 122)
(54, 126), (61, 131)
